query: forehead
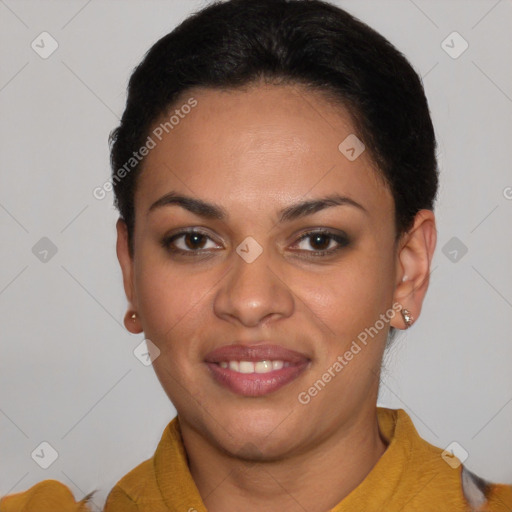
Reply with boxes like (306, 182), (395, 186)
(135, 83), (392, 220)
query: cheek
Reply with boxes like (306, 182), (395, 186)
(133, 252), (214, 348)
(309, 240), (396, 347)
(299, 250), (394, 411)
(134, 260), (214, 401)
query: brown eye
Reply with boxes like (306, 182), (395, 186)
(183, 232), (207, 250)
(162, 229), (221, 254)
(293, 230), (349, 256)
(308, 233), (332, 251)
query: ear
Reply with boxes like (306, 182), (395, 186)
(116, 218), (143, 334)
(390, 209), (437, 330)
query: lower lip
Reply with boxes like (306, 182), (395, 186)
(206, 362), (309, 397)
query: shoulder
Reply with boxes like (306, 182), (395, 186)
(104, 456), (157, 505)
(104, 419), (178, 511)
(103, 455), (173, 512)
(0, 479), (95, 511)
(378, 408), (512, 510)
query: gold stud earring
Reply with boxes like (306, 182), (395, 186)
(401, 308), (413, 328)
(131, 312), (137, 322)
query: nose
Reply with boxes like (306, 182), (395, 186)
(213, 242), (295, 328)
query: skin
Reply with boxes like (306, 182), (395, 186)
(116, 82), (437, 511)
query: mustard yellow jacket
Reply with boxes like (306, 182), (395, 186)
(2, 408), (511, 511)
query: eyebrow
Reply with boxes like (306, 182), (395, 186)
(148, 190), (368, 222)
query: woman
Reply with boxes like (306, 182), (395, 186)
(1, 0), (511, 510)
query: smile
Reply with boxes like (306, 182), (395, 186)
(204, 344), (310, 397)
(218, 360), (288, 373)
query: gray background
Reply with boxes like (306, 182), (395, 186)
(1, 0), (511, 509)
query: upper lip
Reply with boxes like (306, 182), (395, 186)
(204, 343), (310, 364)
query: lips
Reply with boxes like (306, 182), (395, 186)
(204, 343), (310, 397)
(205, 344), (309, 364)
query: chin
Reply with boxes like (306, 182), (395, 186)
(208, 407), (306, 459)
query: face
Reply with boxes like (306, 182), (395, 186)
(118, 83), (417, 459)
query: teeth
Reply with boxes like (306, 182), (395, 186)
(239, 361), (254, 373)
(218, 360), (286, 373)
(272, 360), (284, 370)
(255, 360), (273, 373)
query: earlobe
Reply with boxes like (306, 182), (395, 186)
(123, 310), (142, 334)
(400, 307), (414, 329)
(116, 218), (143, 334)
(390, 209), (437, 330)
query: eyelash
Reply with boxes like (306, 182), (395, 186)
(161, 228), (350, 258)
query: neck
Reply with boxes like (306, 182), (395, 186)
(180, 406), (388, 512)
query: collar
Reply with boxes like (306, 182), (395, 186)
(153, 407), (463, 511)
